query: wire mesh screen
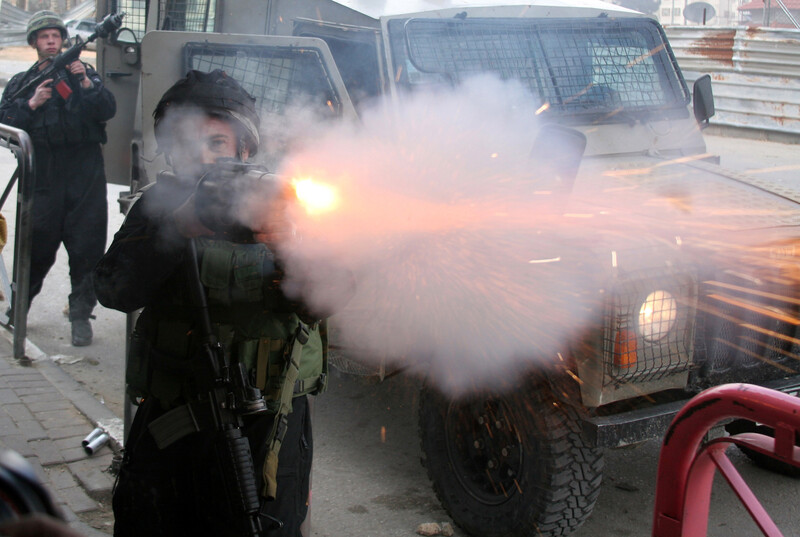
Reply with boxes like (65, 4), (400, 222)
(390, 17), (689, 117)
(185, 43), (342, 118)
(183, 42), (343, 167)
(159, 0), (215, 32)
(603, 270), (696, 385)
(109, 0), (147, 41)
(700, 279), (800, 384)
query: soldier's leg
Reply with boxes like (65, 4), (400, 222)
(27, 151), (65, 306)
(61, 146), (108, 321)
(113, 399), (210, 537)
(249, 396), (313, 537)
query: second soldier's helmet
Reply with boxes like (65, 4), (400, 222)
(153, 69), (261, 157)
(26, 10), (68, 45)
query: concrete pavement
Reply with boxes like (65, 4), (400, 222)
(0, 328), (120, 537)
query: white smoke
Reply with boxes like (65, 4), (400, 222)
(263, 76), (604, 395)
(252, 74), (796, 396)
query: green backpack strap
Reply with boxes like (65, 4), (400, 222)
(262, 321), (309, 500)
(293, 319), (328, 396)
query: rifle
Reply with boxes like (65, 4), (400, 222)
(8, 12), (125, 102)
(186, 237), (270, 536)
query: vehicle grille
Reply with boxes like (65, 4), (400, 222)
(692, 276), (800, 386)
(180, 41), (346, 168)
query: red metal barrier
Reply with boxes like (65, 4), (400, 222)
(652, 383), (800, 537)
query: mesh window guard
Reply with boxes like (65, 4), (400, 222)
(159, 0), (215, 32)
(110, 0), (147, 41)
(391, 17), (689, 118)
(184, 43), (342, 118)
(183, 42), (343, 167)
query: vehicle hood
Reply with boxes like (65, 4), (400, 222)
(572, 154), (800, 233)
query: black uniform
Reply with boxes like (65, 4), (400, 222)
(95, 176), (319, 537)
(0, 61), (115, 320)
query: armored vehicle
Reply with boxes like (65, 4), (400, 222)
(97, 1), (800, 536)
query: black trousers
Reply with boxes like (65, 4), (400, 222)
(113, 395), (313, 537)
(29, 143), (107, 320)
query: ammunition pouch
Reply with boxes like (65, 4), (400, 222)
(147, 398), (218, 450)
(126, 313), (325, 407)
(125, 237), (327, 502)
(142, 320), (317, 503)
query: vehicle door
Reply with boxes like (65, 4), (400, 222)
(95, 1), (149, 187)
(137, 30), (357, 182)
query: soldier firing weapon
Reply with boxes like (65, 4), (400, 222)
(146, 161), (317, 534)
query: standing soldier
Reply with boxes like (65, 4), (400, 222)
(94, 70), (348, 536)
(0, 10), (116, 346)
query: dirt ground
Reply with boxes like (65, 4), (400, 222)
(80, 505), (115, 535)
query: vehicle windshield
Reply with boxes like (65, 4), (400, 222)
(388, 17), (691, 122)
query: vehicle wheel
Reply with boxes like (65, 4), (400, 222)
(419, 384), (604, 537)
(725, 419), (800, 478)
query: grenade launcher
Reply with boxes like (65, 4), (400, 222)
(9, 12), (125, 102)
(193, 159), (288, 242)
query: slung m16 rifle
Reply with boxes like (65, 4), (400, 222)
(186, 237), (270, 536)
(8, 12), (125, 102)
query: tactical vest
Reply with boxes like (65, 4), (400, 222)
(6, 65), (107, 146)
(126, 237), (327, 411)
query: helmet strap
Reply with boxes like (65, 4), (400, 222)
(237, 137), (248, 161)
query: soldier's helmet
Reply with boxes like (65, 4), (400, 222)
(153, 69), (261, 157)
(26, 10), (68, 45)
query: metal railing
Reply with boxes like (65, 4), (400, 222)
(652, 383), (800, 536)
(0, 123), (36, 360)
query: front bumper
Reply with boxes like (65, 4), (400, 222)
(582, 376), (800, 448)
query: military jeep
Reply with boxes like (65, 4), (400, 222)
(98, 1), (800, 536)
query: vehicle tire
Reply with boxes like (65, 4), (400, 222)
(725, 419), (800, 478)
(419, 384), (604, 537)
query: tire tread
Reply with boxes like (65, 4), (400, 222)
(419, 387), (604, 537)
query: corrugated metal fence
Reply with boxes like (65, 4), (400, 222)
(0, 1), (32, 46)
(666, 25), (800, 136)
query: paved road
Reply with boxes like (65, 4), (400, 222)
(0, 132), (798, 536)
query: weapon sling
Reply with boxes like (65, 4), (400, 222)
(145, 238), (309, 521)
(261, 321), (308, 500)
(183, 238), (263, 537)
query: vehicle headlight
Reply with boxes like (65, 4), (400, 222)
(637, 290), (677, 342)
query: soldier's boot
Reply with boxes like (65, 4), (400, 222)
(71, 319), (93, 346)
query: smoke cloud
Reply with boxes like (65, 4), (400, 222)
(252, 75), (798, 396)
